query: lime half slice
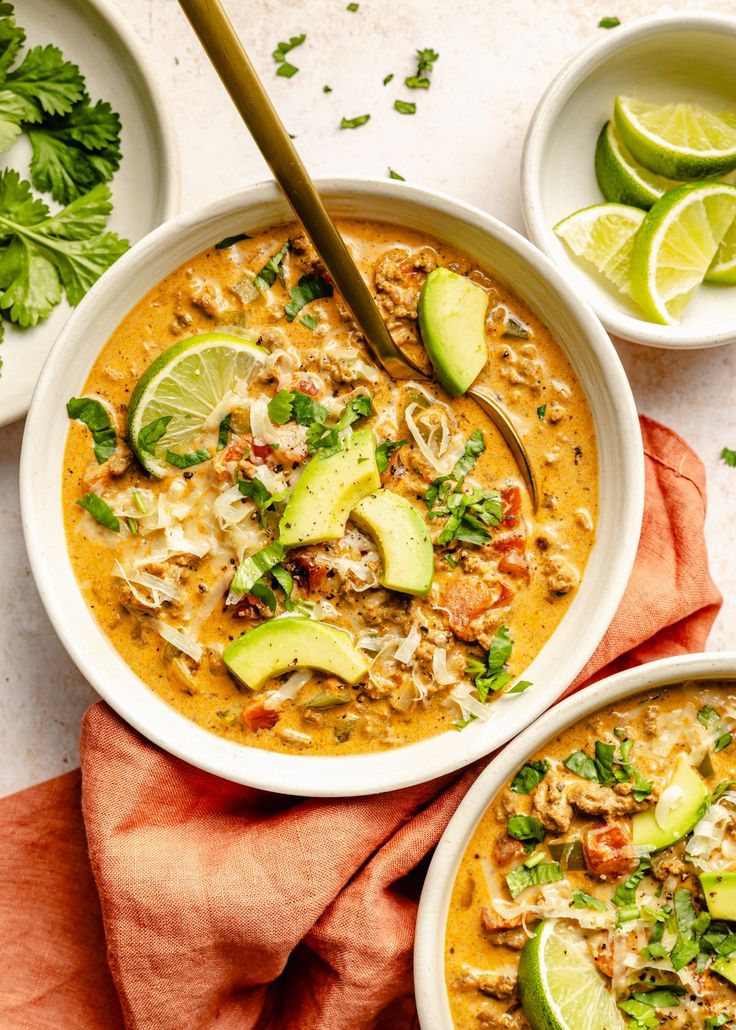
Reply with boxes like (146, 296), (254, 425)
(128, 331), (267, 477)
(615, 96), (736, 180)
(518, 920), (624, 1030)
(707, 216), (736, 284)
(595, 121), (680, 210)
(630, 181), (736, 323)
(554, 203), (644, 297)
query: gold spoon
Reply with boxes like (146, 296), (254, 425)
(177, 0), (538, 510)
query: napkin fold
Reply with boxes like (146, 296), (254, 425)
(0, 416), (722, 1030)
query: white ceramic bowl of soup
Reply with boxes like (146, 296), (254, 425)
(414, 650), (736, 1028)
(20, 178), (643, 796)
(521, 12), (736, 349)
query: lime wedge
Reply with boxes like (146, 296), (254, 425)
(706, 216), (736, 284)
(518, 920), (624, 1030)
(554, 203), (644, 297)
(128, 332), (267, 477)
(595, 121), (681, 210)
(614, 96), (736, 179)
(630, 182), (736, 323)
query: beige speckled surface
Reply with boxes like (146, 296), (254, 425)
(0, 0), (733, 795)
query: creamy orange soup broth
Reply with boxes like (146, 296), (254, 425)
(63, 219), (597, 755)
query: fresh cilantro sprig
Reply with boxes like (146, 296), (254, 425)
(562, 736), (651, 801)
(0, 172), (128, 326)
(404, 47), (439, 89)
(425, 430), (502, 546)
(456, 626), (518, 729)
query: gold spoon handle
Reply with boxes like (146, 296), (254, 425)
(177, 0), (415, 380)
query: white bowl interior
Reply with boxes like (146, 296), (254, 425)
(523, 15), (736, 349)
(20, 179), (643, 797)
(414, 651), (736, 1029)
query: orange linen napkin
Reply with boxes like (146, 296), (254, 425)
(0, 416), (722, 1030)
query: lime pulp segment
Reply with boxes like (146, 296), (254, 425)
(595, 120), (680, 210)
(554, 204), (644, 297)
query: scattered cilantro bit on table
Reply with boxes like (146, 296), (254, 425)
(598, 16), (621, 28)
(405, 47), (439, 89)
(346, 2), (359, 10)
(388, 167), (405, 180)
(272, 34), (306, 78)
(382, 73), (393, 86)
(322, 84), (332, 94)
(340, 113), (370, 129)
(394, 99), (416, 115)
(722, 446), (736, 467)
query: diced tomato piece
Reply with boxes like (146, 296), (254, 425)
(240, 702), (279, 732)
(498, 552), (530, 581)
(493, 832), (524, 867)
(439, 575), (494, 640)
(293, 378), (319, 398)
(288, 548), (327, 592)
(250, 439), (272, 462)
(501, 486), (522, 515)
(583, 822), (637, 878)
(223, 436), (251, 463)
(232, 594), (262, 620)
(491, 533), (526, 555)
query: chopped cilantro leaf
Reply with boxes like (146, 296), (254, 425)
(215, 232), (251, 249)
(375, 438), (407, 473)
(137, 415), (172, 455)
(323, 85), (332, 94)
(572, 890), (607, 912)
(66, 395), (116, 463)
(231, 541), (286, 597)
(416, 47), (439, 73)
(76, 491), (119, 531)
(511, 760), (548, 794)
(394, 100), (416, 115)
(268, 389), (295, 426)
(217, 414), (231, 450)
(388, 167), (405, 180)
(382, 73), (393, 85)
(272, 34), (305, 77)
(253, 242), (289, 292)
(347, 2), (359, 9)
(165, 448), (210, 469)
(285, 273), (333, 321)
(598, 16), (621, 28)
(299, 312), (318, 330)
(505, 860), (563, 898)
(722, 447), (736, 467)
(698, 704), (721, 727)
(340, 113), (370, 129)
(508, 679), (533, 694)
(537, 404), (546, 420)
(463, 625), (514, 710)
(507, 814), (545, 846)
(237, 476), (287, 528)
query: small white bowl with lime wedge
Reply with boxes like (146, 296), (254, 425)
(414, 651), (736, 1028)
(522, 12), (736, 349)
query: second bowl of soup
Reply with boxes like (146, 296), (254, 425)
(21, 179), (643, 795)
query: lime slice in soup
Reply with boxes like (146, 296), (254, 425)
(128, 332), (267, 477)
(614, 96), (736, 180)
(554, 203), (644, 297)
(630, 181), (736, 323)
(518, 920), (624, 1030)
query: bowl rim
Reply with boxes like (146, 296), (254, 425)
(1, 0), (181, 428)
(20, 176), (644, 797)
(414, 649), (736, 1028)
(521, 10), (736, 350)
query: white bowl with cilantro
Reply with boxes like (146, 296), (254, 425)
(0, 0), (179, 427)
(20, 178), (643, 796)
(415, 650), (736, 1029)
(521, 12), (736, 348)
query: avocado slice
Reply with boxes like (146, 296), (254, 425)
(700, 871), (736, 921)
(632, 755), (709, 852)
(279, 429), (380, 547)
(351, 490), (434, 596)
(713, 954), (736, 986)
(223, 617), (369, 692)
(417, 267), (489, 397)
